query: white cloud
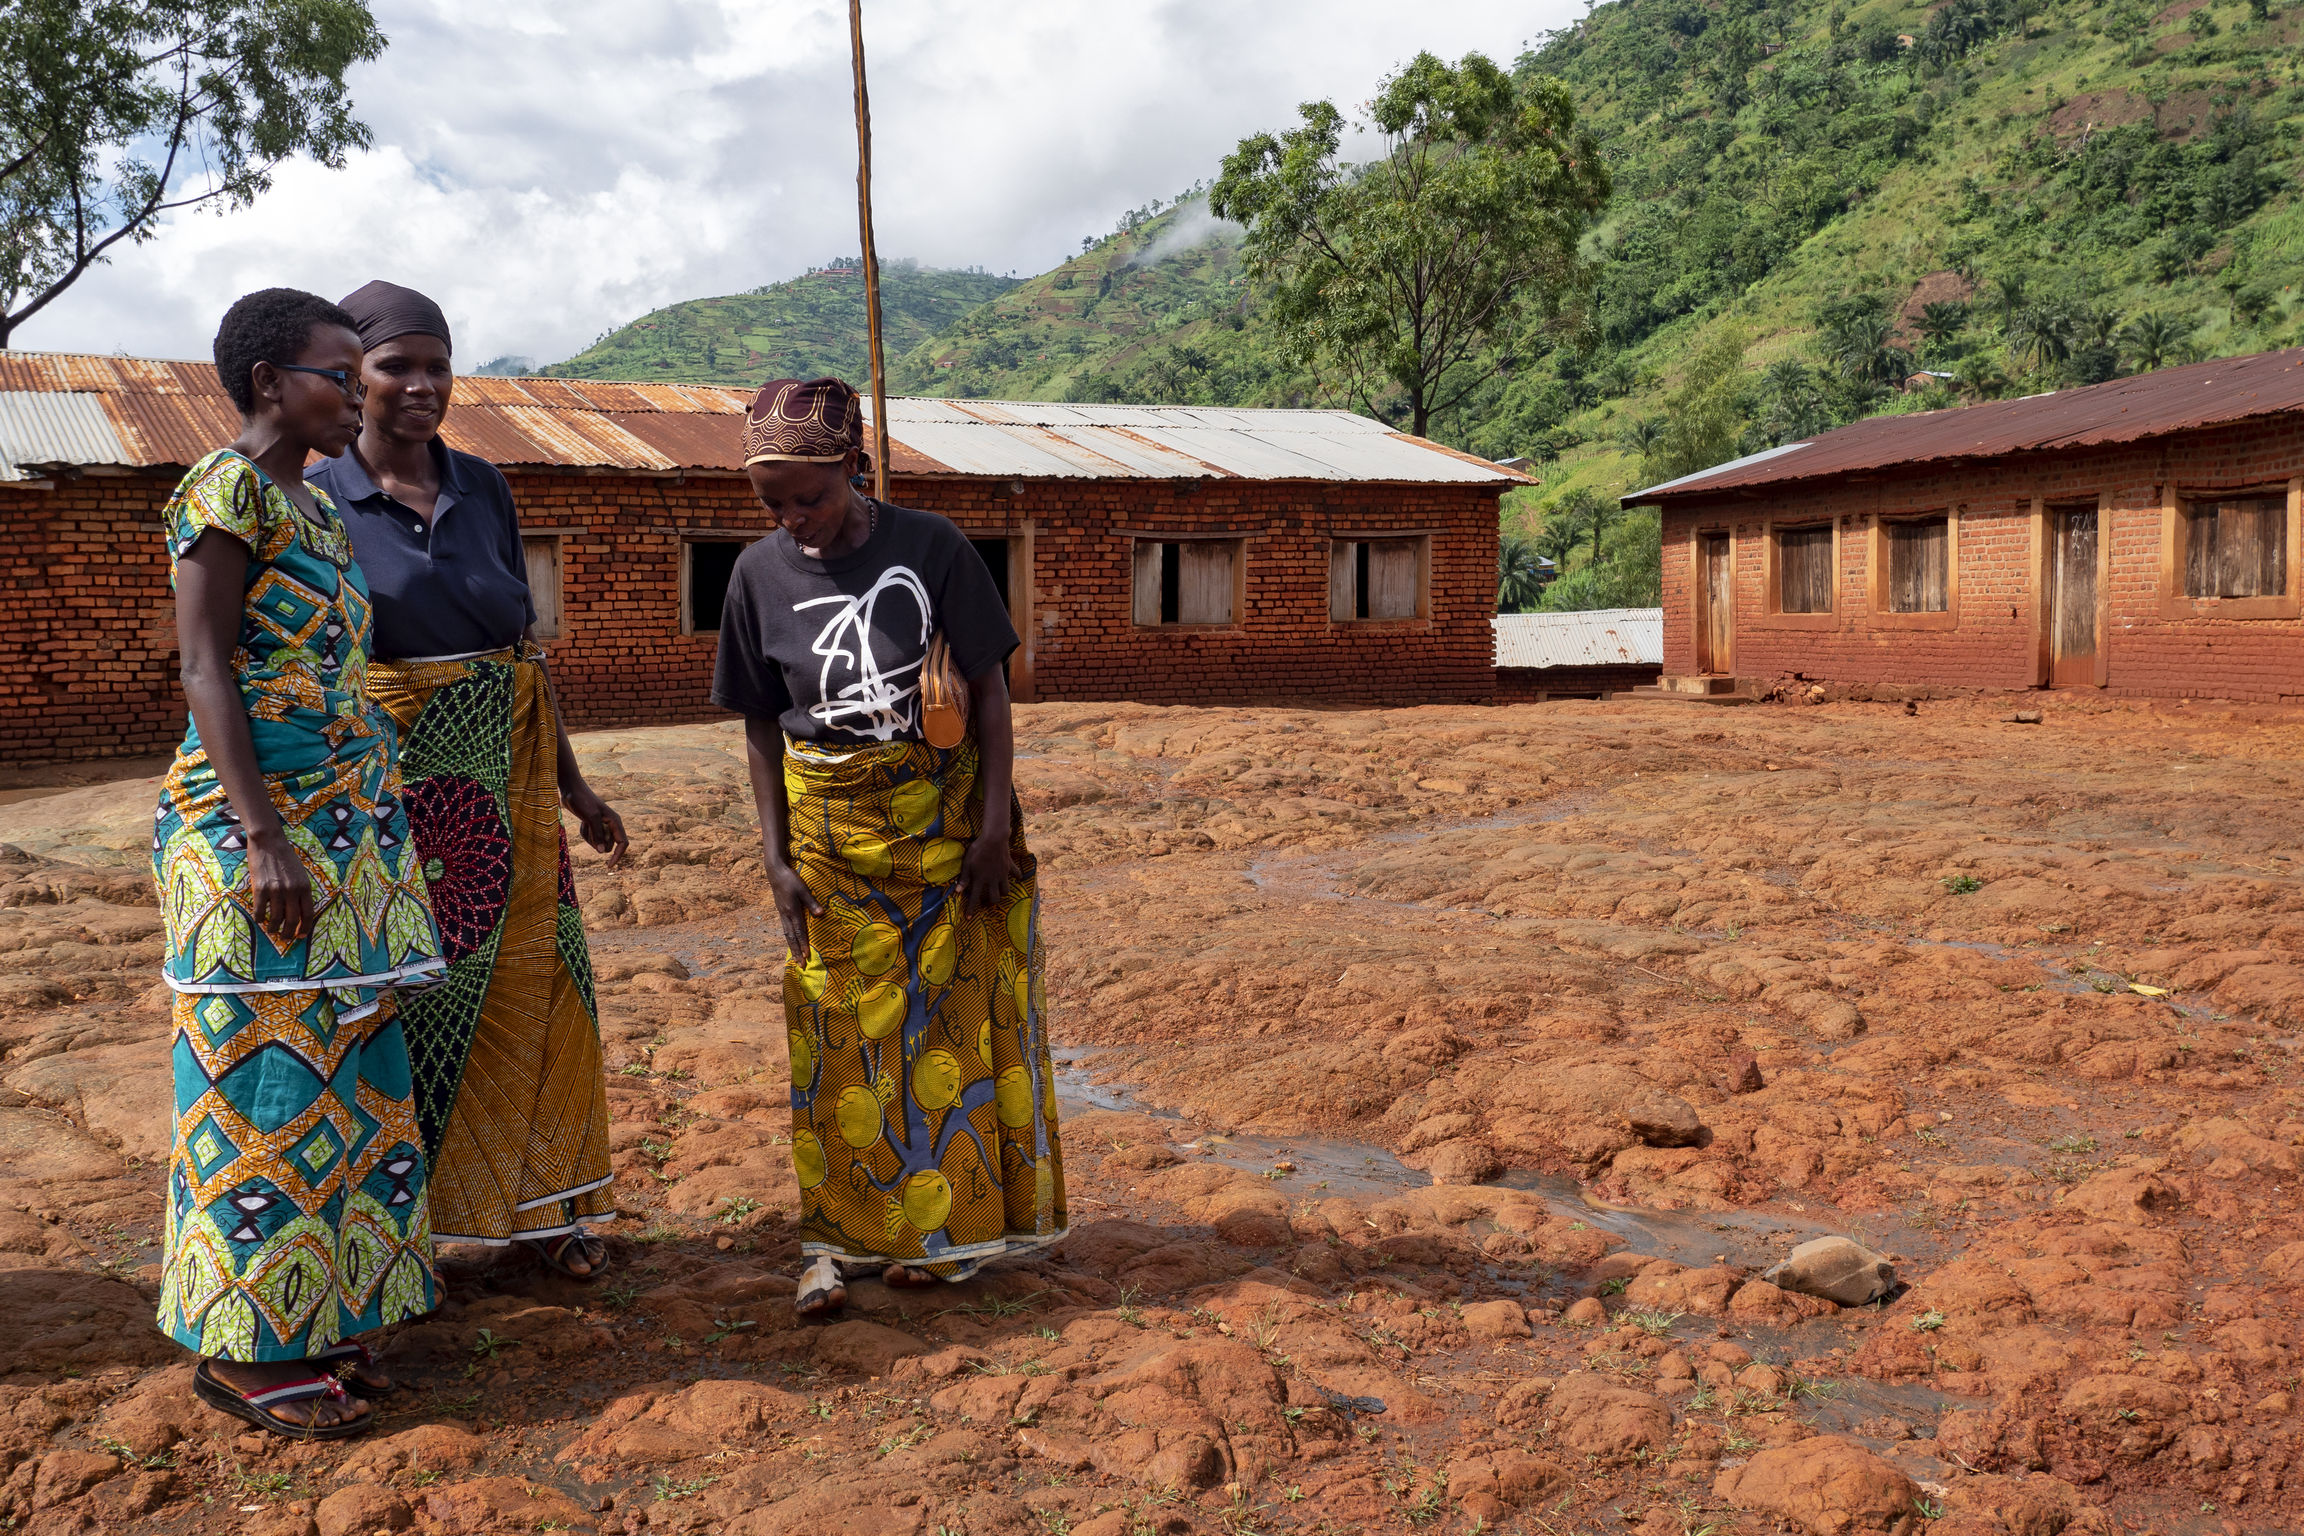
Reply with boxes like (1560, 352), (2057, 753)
(16, 0), (1578, 366)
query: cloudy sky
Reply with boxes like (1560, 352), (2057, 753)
(18, 0), (1580, 368)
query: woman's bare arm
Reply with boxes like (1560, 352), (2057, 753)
(958, 664), (1020, 912)
(176, 533), (313, 939)
(743, 716), (821, 957)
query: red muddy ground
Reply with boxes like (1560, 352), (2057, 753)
(4, 693), (2303, 1535)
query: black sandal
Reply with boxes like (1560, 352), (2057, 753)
(312, 1338), (397, 1396)
(526, 1229), (608, 1280)
(193, 1360), (373, 1441)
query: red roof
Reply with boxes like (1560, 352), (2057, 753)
(1627, 347), (2304, 505)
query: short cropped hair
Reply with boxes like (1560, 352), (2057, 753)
(212, 288), (359, 416)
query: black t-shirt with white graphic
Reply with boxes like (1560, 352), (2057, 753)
(710, 501), (1017, 743)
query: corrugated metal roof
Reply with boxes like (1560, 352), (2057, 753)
(0, 392), (127, 480)
(1628, 347), (2304, 504)
(1493, 608), (1664, 669)
(0, 349), (1525, 486)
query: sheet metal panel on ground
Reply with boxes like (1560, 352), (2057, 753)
(1492, 608), (1665, 669)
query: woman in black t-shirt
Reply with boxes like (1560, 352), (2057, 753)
(712, 378), (1066, 1317)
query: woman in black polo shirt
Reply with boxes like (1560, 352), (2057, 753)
(308, 281), (628, 1282)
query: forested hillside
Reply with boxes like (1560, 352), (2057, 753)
(541, 261), (1017, 385)
(536, 0), (2304, 607)
(887, 196), (1318, 406)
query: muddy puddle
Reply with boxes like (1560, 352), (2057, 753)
(1054, 1046), (1952, 1272)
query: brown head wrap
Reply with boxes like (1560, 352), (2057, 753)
(743, 376), (865, 467)
(338, 279), (453, 353)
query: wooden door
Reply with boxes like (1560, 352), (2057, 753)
(1698, 532), (1732, 674)
(2048, 508), (2098, 686)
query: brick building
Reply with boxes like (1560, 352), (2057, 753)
(0, 353), (1519, 764)
(1627, 347), (2304, 702)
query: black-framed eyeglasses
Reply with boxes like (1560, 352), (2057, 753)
(275, 363), (366, 402)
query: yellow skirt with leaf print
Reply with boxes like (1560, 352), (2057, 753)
(782, 735), (1065, 1279)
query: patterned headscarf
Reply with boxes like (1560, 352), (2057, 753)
(743, 376), (865, 466)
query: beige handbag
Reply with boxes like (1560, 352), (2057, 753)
(920, 632), (970, 749)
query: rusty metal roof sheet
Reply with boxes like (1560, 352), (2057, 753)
(1629, 347), (2304, 504)
(1493, 608), (1663, 669)
(0, 350), (1526, 486)
(0, 391), (127, 479)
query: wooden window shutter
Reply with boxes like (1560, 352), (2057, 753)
(1178, 541), (1235, 625)
(1132, 541), (1164, 626)
(522, 535), (562, 638)
(1330, 541), (1356, 621)
(1368, 539), (1420, 619)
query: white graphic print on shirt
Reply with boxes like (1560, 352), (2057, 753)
(793, 566), (933, 741)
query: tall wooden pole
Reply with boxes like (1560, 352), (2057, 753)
(849, 0), (891, 503)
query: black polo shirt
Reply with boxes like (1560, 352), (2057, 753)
(308, 438), (536, 661)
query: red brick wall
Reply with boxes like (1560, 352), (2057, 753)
(0, 475), (182, 765)
(1657, 418), (2304, 701)
(1493, 663), (1662, 701)
(0, 470), (1502, 763)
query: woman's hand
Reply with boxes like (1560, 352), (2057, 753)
(959, 829), (1021, 913)
(766, 858), (824, 959)
(563, 780), (629, 868)
(246, 825), (315, 941)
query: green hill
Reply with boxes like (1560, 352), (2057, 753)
(541, 261), (1019, 386)
(1489, 0), (2304, 514)
(889, 197), (1318, 406)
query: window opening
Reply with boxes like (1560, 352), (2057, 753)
(686, 539), (746, 633)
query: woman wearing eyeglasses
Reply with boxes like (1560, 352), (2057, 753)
(306, 281), (628, 1285)
(156, 288), (446, 1437)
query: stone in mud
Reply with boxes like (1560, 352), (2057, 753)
(2058, 1166), (2180, 1225)
(2058, 1374), (2190, 1461)
(1727, 1050), (1766, 1093)
(423, 1477), (594, 1535)
(1728, 1278), (1838, 1326)
(1763, 1236), (1895, 1306)
(1563, 1296), (1608, 1326)
(1625, 1091), (1705, 1148)
(811, 1319), (929, 1376)
(1425, 1138), (1502, 1185)
(32, 1449), (120, 1509)
(1547, 1374), (1672, 1463)
(1459, 1299), (1531, 1340)
(1939, 1472), (2112, 1536)
(316, 1484), (414, 1536)
(1713, 1436), (1919, 1536)
(336, 1423), (488, 1483)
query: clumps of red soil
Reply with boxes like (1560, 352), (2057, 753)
(7, 693), (2304, 1532)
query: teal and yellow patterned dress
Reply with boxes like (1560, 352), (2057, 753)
(151, 449), (447, 1362)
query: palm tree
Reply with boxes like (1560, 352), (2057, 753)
(2119, 311), (2195, 372)
(2008, 303), (2075, 380)
(1916, 300), (1970, 356)
(1497, 529), (1549, 613)
(1821, 299), (1914, 387)
(1617, 416), (1665, 458)
(1987, 272), (2029, 331)
(1953, 353), (2011, 400)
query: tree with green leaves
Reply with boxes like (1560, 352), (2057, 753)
(1211, 51), (1610, 439)
(1, 0), (385, 346)
(2118, 310), (2195, 371)
(1642, 328), (1749, 486)
(1496, 527), (1549, 612)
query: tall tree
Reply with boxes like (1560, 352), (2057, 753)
(1, 0), (385, 346)
(1643, 328), (1749, 485)
(1212, 52), (1610, 439)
